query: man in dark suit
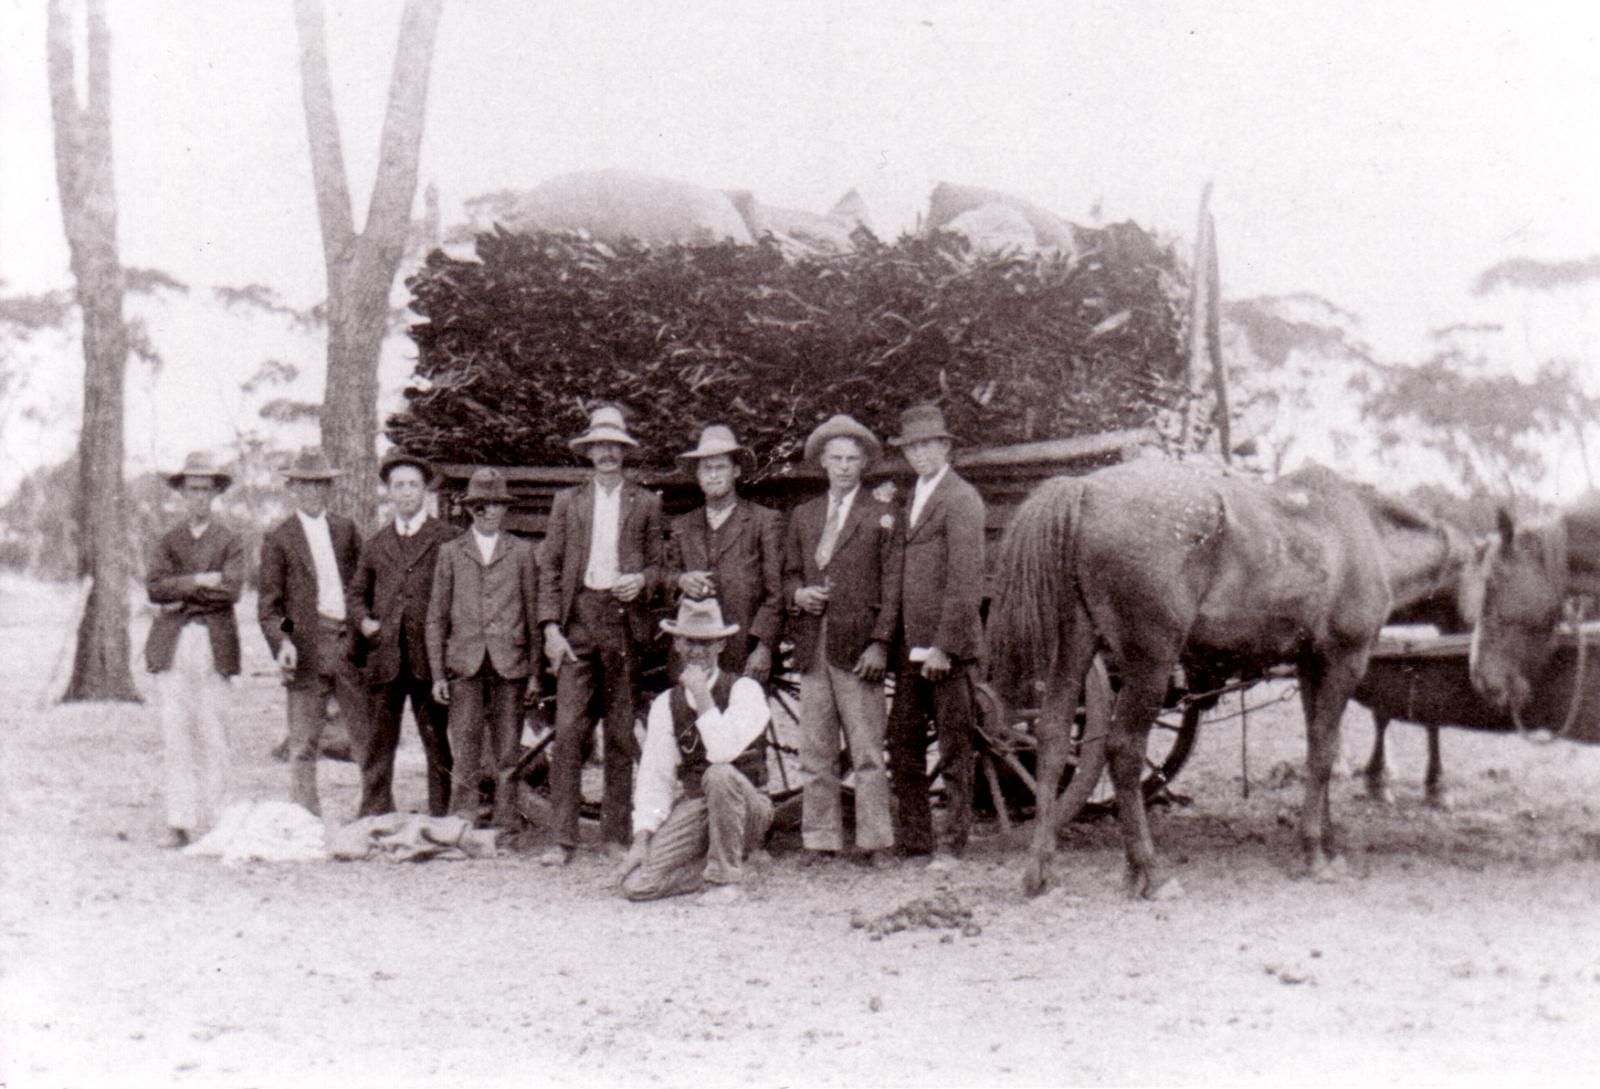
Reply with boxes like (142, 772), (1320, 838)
(346, 450), (459, 818)
(426, 467), (539, 828)
(884, 405), (987, 870)
(258, 446), (366, 818)
(782, 414), (904, 866)
(537, 405), (665, 865)
(144, 451), (245, 846)
(666, 425), (783, 681)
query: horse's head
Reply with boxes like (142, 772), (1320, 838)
(1470, 509), (1569, 713)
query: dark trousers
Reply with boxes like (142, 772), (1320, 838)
(887, 659), (976, 855)
(551, 589), (640, 848)
(359, 637), (452, 818)
(285, 619), (367, 818)
(447, 659), (524, 826)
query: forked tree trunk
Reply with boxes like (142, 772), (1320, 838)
(294, 0), (442, 525)
(48, 0), (139, 703)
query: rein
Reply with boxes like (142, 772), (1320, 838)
(1510, 598), (1589, 743)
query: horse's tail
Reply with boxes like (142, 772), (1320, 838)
(988, 475), (1087, 702)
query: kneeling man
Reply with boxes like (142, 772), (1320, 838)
(620, 599), (771, 904)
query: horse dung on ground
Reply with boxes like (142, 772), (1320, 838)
(988, 458), (1472, 900)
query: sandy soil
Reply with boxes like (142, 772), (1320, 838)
(3, 572), (1599, 1088)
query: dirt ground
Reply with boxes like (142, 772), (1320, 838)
(3, 572), (1599, 1089)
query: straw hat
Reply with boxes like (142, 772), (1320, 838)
(803, 414), (882, 466)
(378, 449), (438, 485)
(166, 451), (233, 491)
(569, 405), (640, 452)
(887, 403), (958, 447)
(660, 597), (740, 640)
(461, 467), (513, 508)
(282, 447), (342, 481)
(676, 424), (754, 473)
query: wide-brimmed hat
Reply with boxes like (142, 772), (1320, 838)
(660, 597), (740, 641)
(461, 467), (513, 508)
(282, 447), (342, 481)
(888, 403), (958, 447)
(569, 405), (640, 453)
(166, 451), (233, 491)
(378, 449), (437, 485)
(803, 414), (882, 466)
(676, 424), (754, 473)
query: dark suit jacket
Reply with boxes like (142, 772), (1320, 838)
(536, 478), (665, 646)
(347, 515), (460, 686)
(899, 469), (986, 662)
(144, 521), (245, 676)
(427, 531), (539, 680)
(257, 511), (362, 684)
(782, 488), (904, 672)
(667, 499), (785, 663)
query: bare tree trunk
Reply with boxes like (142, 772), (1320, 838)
(48, 0), (139, 703)
(294, 0), (442, 525)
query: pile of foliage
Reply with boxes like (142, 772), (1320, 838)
(389, 224), (1192, 475)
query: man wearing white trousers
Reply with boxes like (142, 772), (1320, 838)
(619, 598), (772, 904)
(143, 452), (245, 847)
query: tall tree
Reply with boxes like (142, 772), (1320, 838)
(294, 0), (443, 523)
(47, 0), (139, 702)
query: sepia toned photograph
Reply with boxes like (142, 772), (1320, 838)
(2, 2), (1598, 1086)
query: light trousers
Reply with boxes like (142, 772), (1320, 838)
(621, 764), (772, 901)
(799, 656), (893, 852)
(156, 625), (232, 834)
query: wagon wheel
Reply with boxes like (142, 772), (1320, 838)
(971, 655), (1113, 831)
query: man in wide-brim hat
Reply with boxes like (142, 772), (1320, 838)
(666, 424), (783, 682)
(144, 451), (245, 847)
(536, 404), (665, 865)
(884, 404), (987, 871)
(619, 597), (773, 904)
(257, 446), (366, 818)
(346, 448), (458, 818)
(426, 467), (539, 827)
(782, 413), (903, 867)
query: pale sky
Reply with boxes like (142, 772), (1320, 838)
(2, 0), (1598, 497)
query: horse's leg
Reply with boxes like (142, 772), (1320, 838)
(1423, 726), (1450, 809)
(1362, 712), (1393, 804)
(1298, 653), (1363, 877)
(1107, 661), (1180, 899)
(1021, 630), (1096, 899)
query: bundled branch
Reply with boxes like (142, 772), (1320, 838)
(389, 223), (1191, 476)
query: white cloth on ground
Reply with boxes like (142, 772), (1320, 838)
(184, 800), (329, 865)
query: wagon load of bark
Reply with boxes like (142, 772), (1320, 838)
(389, 191), (1193, 477)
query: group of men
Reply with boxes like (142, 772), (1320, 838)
(144, 401), (987, 903)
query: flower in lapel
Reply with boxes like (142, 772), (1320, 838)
(872, 480), (897, 505)
(879, 512), (895, 531)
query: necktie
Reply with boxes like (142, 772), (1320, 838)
(815, 495), (844, 569)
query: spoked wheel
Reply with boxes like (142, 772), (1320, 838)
(971, 655), (1113, 830)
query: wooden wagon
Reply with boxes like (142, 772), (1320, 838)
(434, 425), (1207, 830)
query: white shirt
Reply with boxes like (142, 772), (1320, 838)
(632, 673), (771, 835)
(909, 463), (949, 529)
(827, 485), (859, 530)
(395, 509), (427, 538)
(584, 480), (623, 590)
(188, 520), (210, 540)
(472, 528), (499, 566)
(705, 501), (736, 532)
(295, 510), (346, 621)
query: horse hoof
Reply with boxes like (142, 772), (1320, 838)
(1149, 876), (1186, 901)
(1364, 783), (1394, 805)
(1425, 792), (1453, 812)
(1021, 863), (1050, 899)
(1310, 855), (1349, 883)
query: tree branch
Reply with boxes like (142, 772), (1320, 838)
(360, 0), (442, 264)
(293, 0), (355, 267)
(45, 0), (84, 237)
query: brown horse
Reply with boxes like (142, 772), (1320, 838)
(1470, 499), (1600, 719)
(989, 458), (1474, 899)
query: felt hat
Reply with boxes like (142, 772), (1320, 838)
(888, 403), (958, 447)
(569, 405), (640, 452)
(378, 449), (438, 486)
(166, 451), (233, 491)
(282, 447), (342, 481)
(803, 414), (882, 466)
(461, 467), (513, 508)
(676, 424), (755, 473)
(659, 597), (740, 640)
